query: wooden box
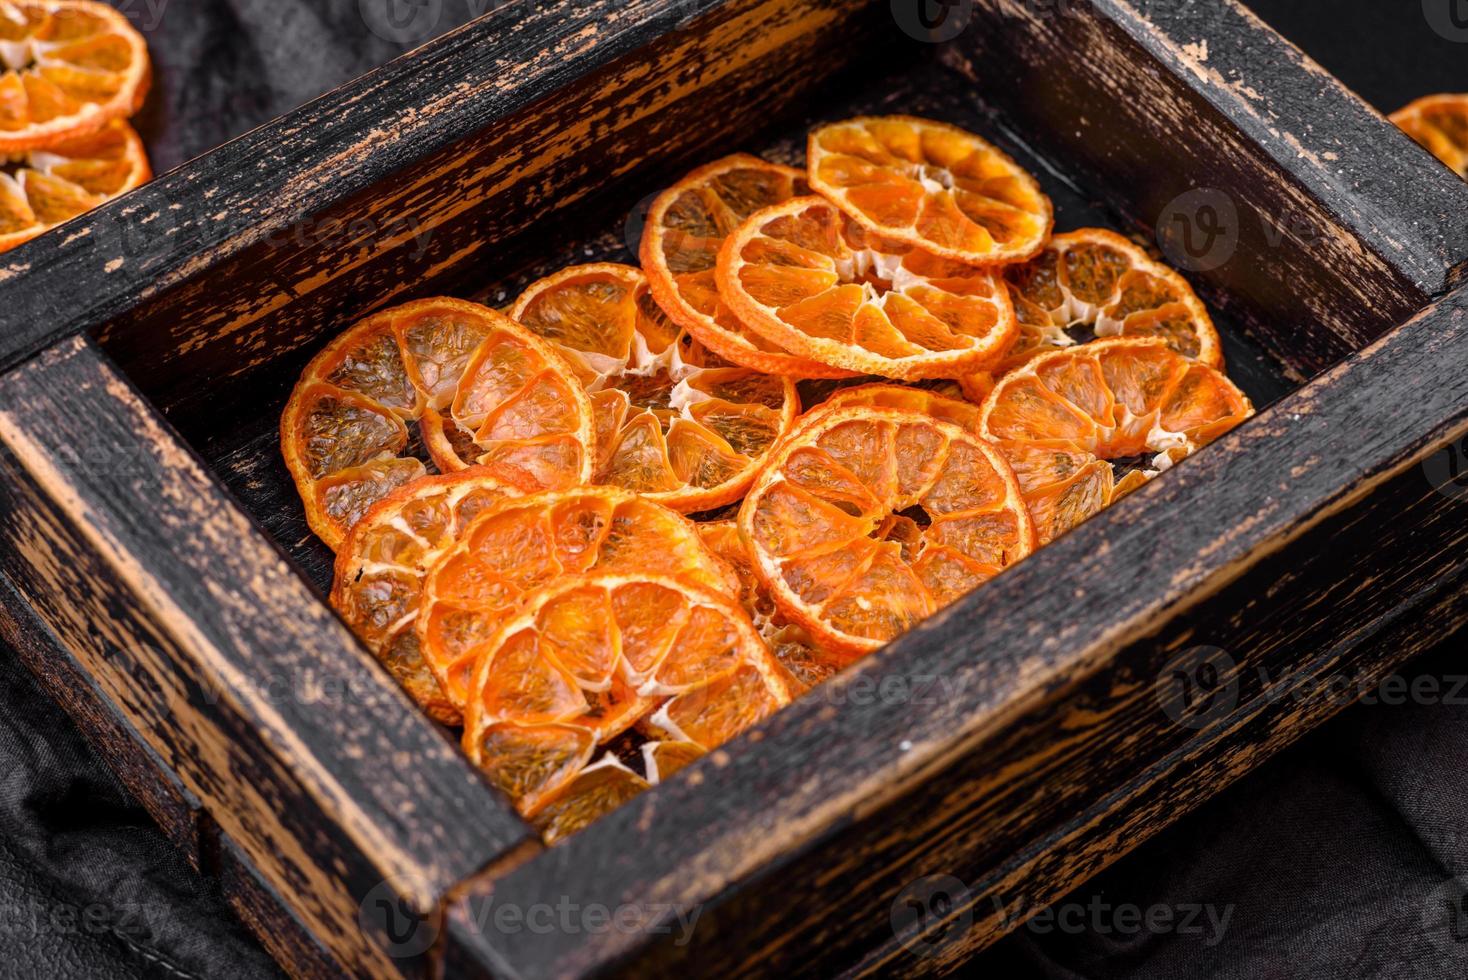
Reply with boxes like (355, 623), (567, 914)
(0, 0), (1466, 976)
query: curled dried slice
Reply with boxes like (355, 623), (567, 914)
(996, 228), (1223, 370)
(640, 153), (853, 379)
(697, 521), (845, 694)
(510, 263), (798, 512)
(0, 118), (149, 252)
(980, 337), (1254, 545)
(0, 0), (152, 152)
(281, 298), (594, 549)
(818, 382), (983, 435)
(461, 572), (787, 826)
(807, 115), (1052, 264)
(531, 756), (650, 846)
(641, 740), (705, 784)
(330, 469), (522, 726)
(739, 405), (1036, 655)
(418, 487), (738, 711)
(1391, 94), (1468, 178)
(718, 196), (1017, 379)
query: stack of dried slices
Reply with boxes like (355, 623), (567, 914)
(0, 0), (151, 252)
(282, 114), (1259, 844)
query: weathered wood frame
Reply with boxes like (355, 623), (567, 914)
(0, 0), (1464, 977)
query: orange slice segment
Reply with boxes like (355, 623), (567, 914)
(0, 118), (148, 251)
(807, 115), (1053, 265)
(0, 0), (150, 152)
(995, 228), (1223, 371)
(462, 571), (786, 826)
(739, 405), (1036, 655)
(510, 263), (799, 512)
(697, 520), (848, 694)
(818, 382), (983, 434)
(718, 196), (1017, 379)
(640, 153), (854, 379)
(281, 298), (594, 550)
(530, 756), (651, 845)
(641, 740), (705, 784)
(1391, 94), (1468, 178)
(980, 337), (1254, 545)
(329, 469), (522, 726)
(418, 487), (738, 712)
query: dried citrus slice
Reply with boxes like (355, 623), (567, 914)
(697, 520), (843, 693)
(329, 469), (522, 726)
(1391, 94), (1468, 178)
(739, 405), (1035, 655)
(509, 263), (798, 511)
(461, 571), (787, 824)
(997, 228), (1223, 370)
(281, 298), (594, 549)
(640, 153), (853, 379)
(718, 196), (1017, 379)
(807, 115), (1052, 265)
(0, 0), (151, 152)
(980, 337), (1254, 545)
(641, 740), (704, 783)
(419, 487), (738, 711)
(530, 756), (650, 845)
(0, 118), (148, 251)
(818, 382), (983, 434)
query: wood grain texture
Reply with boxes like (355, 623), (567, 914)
(443, 289), (1468, 977)
(0, 337), (531, 977)
(0, 573), (349, 978)
(941, 0), (1468, 376)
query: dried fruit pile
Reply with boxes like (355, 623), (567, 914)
(0, 0), (152, 252)
(284, 113), (1256, 844)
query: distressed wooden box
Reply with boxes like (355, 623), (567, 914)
(0, 0), (1466, 976)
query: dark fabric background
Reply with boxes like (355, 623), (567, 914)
(0, 1), (1463, 977)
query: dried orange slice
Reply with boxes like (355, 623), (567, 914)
(718, 196), (1017, 379)
(329, 469), (522, 726)
(997, 228), (1223, 371)
(530, 756), (650, 845)
(640, 153), (853, 379)
(739, 405), (1036, 655)
(641, 740), (705, 783)
(1391, 94), (1468, 178)
(980, 337), (1254, 545)
(0, 118), (148, 251)
(697, 520), (842, 693)
(461, 571), (787, 821)
(418, 487), (738, 712)
(818, 382), (983, 434)
(509, 263), (798, 512)
(0, 0), (151, 152)
(807, 115), (1052, 265)
(281, 298), (594, 550)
